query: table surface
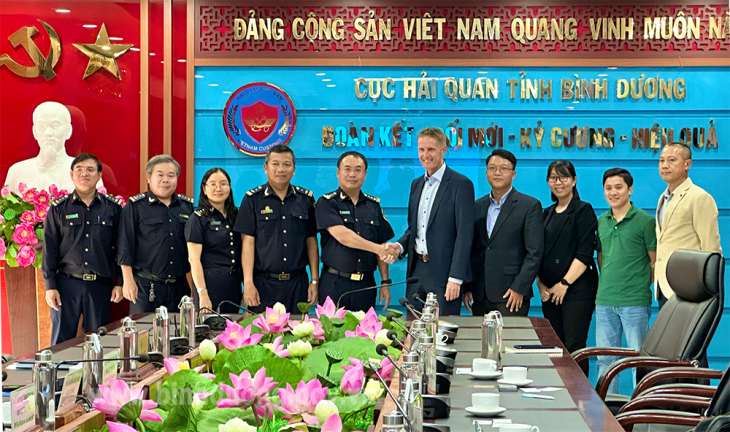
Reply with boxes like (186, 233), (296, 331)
(375, 316), (624, 432)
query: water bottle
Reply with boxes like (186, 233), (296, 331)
(420, 306), (437, 344)
(417, 334), (437, 395)
(119, 318), (138, 375)
(481, 311), (504, 369)
(382, 412), (407, 432)
(33, 350), (56, 431)
(179, 296), (196, 347)
(409, 320), (427, 352)
(151, 306), (170, 358)
(424, 292), (440, 330)
(399, 352), (423, 432)
(81, 333), (103, 400)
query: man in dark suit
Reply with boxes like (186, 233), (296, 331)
(387, 127), (475, 315)
(464, 149), (544, 316)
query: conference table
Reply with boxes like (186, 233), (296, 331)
(2, 314), (625, 432)
(375, 315), (625, 432)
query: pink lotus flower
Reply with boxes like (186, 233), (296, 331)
(341, 357), (363, 373)
(0, 214), (4, 224)
(93, 377), (162, 422)
(345, 308), (382, 340)
(0, 187), (9, 198)
(252, 307), (290, 334)
(277, 379), (329, 424)
(97, 186), (108, 195)
(16, 245), (36, 267)
(12, 223), (37, 247)
(22, 188), (38, 204)
(19, 210), (36, 224)
(18, 182), (27, 193)
(163, 357), (210, 377)
(34, 207), (48, 223)
(340, 358), (364, 396)
(218, 320), (263, 351)
(49, 184), (58, 196)
(316, 296), (347, 319)
(379, 357), (394, 379)
(0, 238), (6, 258)
(34, 190), (50, 207)
(321, 413), (344, 432)
(106, 422), (137, 432)
(218, 368), (277, 419)
(263, 335), (290, 358)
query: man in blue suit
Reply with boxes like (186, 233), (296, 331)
(387, 127), (475, 315)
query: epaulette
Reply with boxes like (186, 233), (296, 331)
(294, 186), (314, 197)
(323, 191), (337, 200)
(246, 185), (264, 196)
(50, 195), (69, 206)
(179, 194), (194, 203)
(104, 193), (123, 206)
(129, 193), (146, 203)
(364, 193), (381, 203)
(194, 209), (204, 217)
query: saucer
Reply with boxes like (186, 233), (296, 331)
(465, 406), (506, 417)
(469, 371), (502, 379)
(497, 378), (533, 387)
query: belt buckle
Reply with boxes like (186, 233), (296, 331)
(278, 273), (290, 281)
(82, 274), (96, 281)
(350, 272), (363, 281)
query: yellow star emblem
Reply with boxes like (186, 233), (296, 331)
(72, 24), (133, 80)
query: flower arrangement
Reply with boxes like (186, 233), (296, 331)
(0, 183), (124, 267)
(90, 299), (409, 432)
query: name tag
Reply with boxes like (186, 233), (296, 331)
(261, 206), (274, 214)
(179, 214), (190, 219)
(65, 214), (79, 220)
(210, 220), (222, 226)
(339, 211), (351, 215)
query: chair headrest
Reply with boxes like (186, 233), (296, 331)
(666, 249), (723, 302)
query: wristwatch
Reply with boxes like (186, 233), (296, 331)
(381, 279), (393, 285)
(311, 280), (319, 285)
(196, 286), (207, 294)
(560, 279), (572, 288)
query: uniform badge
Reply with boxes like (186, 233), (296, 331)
(65, 214), (79, 219)
(339, 211), (351, 215)
(179, 214), (190, 219)
(211, 220), (222, 225)
(260, 206), (274, 214)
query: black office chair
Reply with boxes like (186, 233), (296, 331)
(573, 249), (725, 413)
(615, 363), (730, 431)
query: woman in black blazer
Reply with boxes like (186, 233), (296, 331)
(537, 160), (598, 376)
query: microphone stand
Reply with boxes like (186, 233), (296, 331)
(337, 279), (416, 309)
(399, 297), (422, 319)
(376, 344), (408, 378)
(217, 299), (258, 316)
(372, 367), (413, 431)
(387, 313), (418, 340)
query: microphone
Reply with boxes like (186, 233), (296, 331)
(14, 354), (153, 371)
(412, 293), (425, 305)
(376, 343), (408, 377)
(337, 278), (418, 309)
(2, 370), (7, 381)
(386, 312), (417, 340)
(386, 330), (411, 353)
(217, 300), (258, 316)
(97, 326), (108, 336)
(372, 365), (412, 431)
(399, 296), (422, 318)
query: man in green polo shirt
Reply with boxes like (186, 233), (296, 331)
(596, 168), (656, 394)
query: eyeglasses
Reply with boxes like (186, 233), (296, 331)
(205, 182), (230, 189)
(547, 175), (571, 183)
(487, 166), (513, 174)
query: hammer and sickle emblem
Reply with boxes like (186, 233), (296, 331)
(0, 20), (62, 80)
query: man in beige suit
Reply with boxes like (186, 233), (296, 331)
(655, 143), (722, 309)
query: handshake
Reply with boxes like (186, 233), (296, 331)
(378, 242), (401, 264)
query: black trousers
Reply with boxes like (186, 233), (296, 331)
(541, 297), (595, 376)
(318, 271), (376, 312)
(250, 272), (309, 314)
(406, 260), (462, 316)
(130, 275), (190, 314)
(51, 275), (112, 345)
(192, 267), (243, 314)
(471, 295), (531, 317)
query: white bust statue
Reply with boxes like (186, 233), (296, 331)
(4, 101), (102, 194)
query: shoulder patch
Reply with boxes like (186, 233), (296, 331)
(194, 209), (204, 217)
(178, 194), (194, 203)
(51, 195), (69, 207)
(364, 193), (381, 203)
(246, 185), (264, 197)
(295, 186), (314, 197)
(103, 193), (123, 206)
(130, 193), (146, 203)
(323, 191), (337, 200)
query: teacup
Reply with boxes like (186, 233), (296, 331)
(499, 424), (539, 432)
(472, 358), (498, 374)
(472, 392), (500, 411)
(502, 366), (528, 383)
(434, 331), (450, 345)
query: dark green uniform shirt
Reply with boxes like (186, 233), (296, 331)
(596, 203), (656, 306)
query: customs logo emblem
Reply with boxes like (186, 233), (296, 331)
(223, 82), (296, 157)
